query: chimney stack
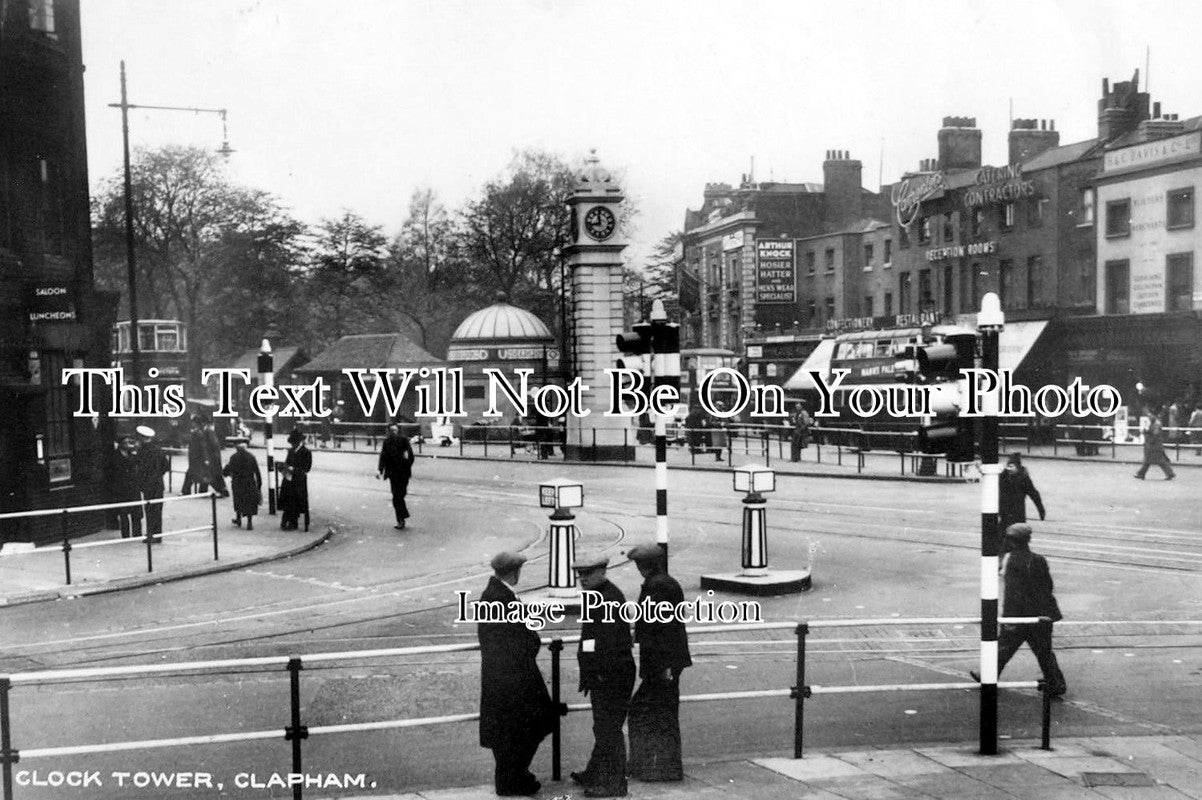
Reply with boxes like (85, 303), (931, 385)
(1097, 70), (1151, 143)
(822, 149), (863, 229)
(1009, 118), (1060, 164)
(937, 116), (982, 171)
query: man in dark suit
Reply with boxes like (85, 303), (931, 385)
(572, 553), (635, 798)
(979, 523), (1067, 697)
(999, 453), (1045, 546)
(477, 551), (553, 797)
(625, 543), (691, 781)
(135, 426), (169, 543)
(377, 423), (415, 529)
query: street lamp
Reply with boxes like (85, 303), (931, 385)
(109, 60), (232, 386)
(539, 478), (584, 597)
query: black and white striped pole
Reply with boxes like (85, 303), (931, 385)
(977, 292), (1004, 755)
(649, 299), (680, 569)
(257, 339), (277, 515)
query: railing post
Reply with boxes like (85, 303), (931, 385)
(1039, 679), (1052, 750)
(459, 432), (464, 457)
(167, 451), (174, 493)
(285, 656), (308, 800)
(211, 492), (219, 561)
(549, 639), (563, 782)
(60, 509), (72, 585)
(484, 430), (489, 458)
(509, 425), (515, 459)
(792, 622), (809, 758)
(1, 677), (15, 800)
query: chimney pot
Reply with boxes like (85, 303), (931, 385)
(1103, 77), (1110, 94)
(1050, 120), (1055, 131)
(1154, 101), (1161, 118)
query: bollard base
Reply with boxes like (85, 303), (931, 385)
(700, 569), (811, 596)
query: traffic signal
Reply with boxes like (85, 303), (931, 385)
(650, 321), (681, 395)
(615, 321), (653, 412)
(918, 382), (975, 460)
(895, 342), (960, 383)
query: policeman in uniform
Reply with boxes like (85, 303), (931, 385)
(625, 543), (691, 781)
(571, 553), (634, 798)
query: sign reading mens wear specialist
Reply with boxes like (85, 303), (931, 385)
(756, 239), (796, 303)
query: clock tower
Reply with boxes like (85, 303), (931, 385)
(563, 151), (632, 460)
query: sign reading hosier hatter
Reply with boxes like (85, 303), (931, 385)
(756, 239), (796, 303)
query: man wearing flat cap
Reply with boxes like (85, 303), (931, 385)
(982, 523), (1067, 697)
(625, 543), (691, 781)
(478, 551), (554, 796)
(134, 426), (169, 543)
(999, 452), (1045, 549)
(572, 553), (634, 798)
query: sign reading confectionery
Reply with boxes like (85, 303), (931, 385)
(755, 239), (796, 303)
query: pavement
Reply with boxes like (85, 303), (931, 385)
(311, 735), (1202, 799)
(0, 490), (331, 606)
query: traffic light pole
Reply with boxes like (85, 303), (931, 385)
(977, 293), (1004, 755)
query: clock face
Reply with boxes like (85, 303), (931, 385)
(583, 206), (616, 241)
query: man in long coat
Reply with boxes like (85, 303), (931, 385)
(572, 554), (635, 798)
(477, 552), (554, 796)
(625, 543), (692, 781)
(993, 523), (1067, 697)
(1135, 408), (1176, 480)
(135, 426), (169, 543)
(999, 452), (1045, 544)
(223, 438), (262, 530)
(279, 428), (312, 531)
(181, 416), (211, 494)
(111, 434), (143, 539)
(377, 423), (415, 529)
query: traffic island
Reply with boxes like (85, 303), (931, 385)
(700, 568), (812, 596)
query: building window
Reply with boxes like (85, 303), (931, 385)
(1027, 197), (1048, 227)
(863, 295), (874, 317)
(943, 265), (954, 314)
(1105, 259), (1129, 314)
(825, 296), (835, 321)
(29, 0), (57, 35)
(942, 212), (955, 243)
(883, 292), (893, 316)
(1167, 253), (1194, 312)
(1105, 198), (1131, 238)
(999, 260), (1014, 308)
(824, 248), (835, 273)
(806, 250), (816, 275)
(1079, 188), (1095, 225)
(1027, 254), (1043, 309)
(884, 239), (892, 265)
(43, 351), (73, 484)
(1167, 187), (1195, 230)
(899, 272), (912, 314)
(972, 263), (982, 308)
(864, 243), (874, 268)
(918, 269), (932, 312)
(38, 158), (66, 256)
(917, 217), (931, 245)
(970, 208), (985, 237)
(899, 224), (910, 249)
(1000, 203), (1016, 231)
(806, 299), (817, 325)
(959, 264), (970, 312)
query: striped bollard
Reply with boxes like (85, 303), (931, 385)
(258, 339), (276, 515)
(539, 479), (583, 597)
(977, 292), (1004, 755)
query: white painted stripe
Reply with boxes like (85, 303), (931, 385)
(980, 641), (998, 682)
(980, 558), (999, 600)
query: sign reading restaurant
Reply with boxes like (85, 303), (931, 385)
(825, 310), (942, 333)
(1103, 130), (1202, 172)
(755, 239), (796, 303)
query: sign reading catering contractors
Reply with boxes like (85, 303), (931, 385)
(1103, 131), (1202, 173)
(28, 284), (77, 323)
(722, 231), (745, 251)
(755, 239), (796, 303)
(963, 164), (1037, 208)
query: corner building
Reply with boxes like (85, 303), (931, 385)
(1, 0), (119, 542)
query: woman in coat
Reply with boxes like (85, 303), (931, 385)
(279, 429), (311, 531)
(222, 438), (262, 529)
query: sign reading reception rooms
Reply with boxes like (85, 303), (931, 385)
(756, 239), (796, 303)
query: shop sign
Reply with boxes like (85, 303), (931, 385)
(1103, 131), (1201, 172)
(963, 164), (1036, 208)
(755, 239), (796, 303)
(825, 311), (941, 333)
(925, 241), (997, 261)
(448, 347), (559, 363)
(28, 284), (77, 323)
(891, 172), (945, 228)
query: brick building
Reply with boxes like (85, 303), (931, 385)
(1, 0), (120, 542)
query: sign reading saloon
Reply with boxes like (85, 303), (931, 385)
(28, 284), (77, 323)
(963, 164), (1037, 208)
(755, 239), (796, 303)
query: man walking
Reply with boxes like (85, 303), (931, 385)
(1135, 407), (1176, 481)
(377, 423), (415, 529)
(135, 426), (168, 543)
(789, 401), (812, 462)
(975, 523), (1067, 698)
(477, 552), (556, 797)
(999, 452), (1045, 539)
(625, 543), (691, 782)
(572, 553), (634, 798)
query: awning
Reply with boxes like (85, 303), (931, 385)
(783, 338), (837, 391)
(998, 320), (1048, 372)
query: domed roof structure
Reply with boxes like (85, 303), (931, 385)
(452, 301), (553, 342)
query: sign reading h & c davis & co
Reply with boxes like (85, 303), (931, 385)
(756, 239), (796, 303)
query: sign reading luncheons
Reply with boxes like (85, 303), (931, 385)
(756, 239), (796, 303)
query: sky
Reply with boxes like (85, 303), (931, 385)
(80, 0), (1202, 267)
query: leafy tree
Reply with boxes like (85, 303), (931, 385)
(300, 211), (389, 345)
